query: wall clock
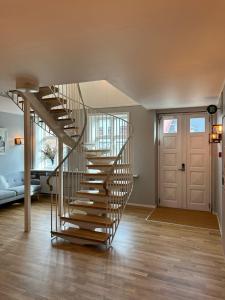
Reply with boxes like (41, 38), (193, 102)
(207, 105), (217, 115)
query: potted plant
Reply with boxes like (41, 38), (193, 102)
(41, 144), (57, 166)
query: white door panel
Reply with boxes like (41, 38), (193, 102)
(159, 115), (183, 208)
(159, 113), (210, 211)
(186, 114), (210, 211)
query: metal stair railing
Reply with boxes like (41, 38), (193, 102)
(46, 84), (88, 234)
(6, 90), (54, 136)
(105, 137), (133, 246)
(48, 84), (133, 246)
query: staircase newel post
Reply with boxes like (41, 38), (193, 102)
(58, 139), (64, 218)
(24, 96), (31, 232)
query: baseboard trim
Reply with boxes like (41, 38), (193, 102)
(214, 212), (222, 235)
(127, 203), (156, 209)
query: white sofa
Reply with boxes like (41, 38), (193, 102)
(0, 171), (41, 205)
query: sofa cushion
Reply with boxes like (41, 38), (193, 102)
(8, 185), (24, 195)
(31, 179), (41, 185)
(31, 185), (41, 193)
(4, 171), (24, 188)
(0, 175), (9, 189)
(8, 185), (41, 195)
(0, 190), (16, 200)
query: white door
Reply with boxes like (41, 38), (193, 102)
(159, 113), (210, 211)
(186, 114), (210, 211)
(159, 115), (183, 208)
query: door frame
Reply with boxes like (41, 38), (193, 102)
(156, 110), (212, 211)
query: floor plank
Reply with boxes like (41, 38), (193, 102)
(0, 197), (224, 300)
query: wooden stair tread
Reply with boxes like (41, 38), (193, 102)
(38, 86), (59, 97)
(87, 163), (130, 169)
(83, 171), (131, 178)
(61, 213), (114, 226)
(85, 149), (110, 153)
(50, 108), (71, 113)
(41, 97), (66, 104)
(52, 227), (110, 243)
(58, 118), (73, 121)
(81, 180), (104, 185)
(85, 169), (103, 174)
(83, 172), (110, 178)
(77, 190), (127, 198)
(86, 156), (117, 160)
(57, 118), (74, 126)
(70, 200), (121, 210)
(77, 190), (106, 197)
(80, 180), (129, 187)
(50, 109), (71, 117)
(64, 126), (79, 130)
(70, 134), (80, 138)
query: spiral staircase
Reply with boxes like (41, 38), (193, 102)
(7, 83), (134, 248)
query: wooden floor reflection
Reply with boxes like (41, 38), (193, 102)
(0, 197), (224, 300)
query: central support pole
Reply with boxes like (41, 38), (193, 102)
(24, 98), (31, 232)
(58, 139), (64, 216)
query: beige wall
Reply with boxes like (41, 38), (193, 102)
(98, 105), (157, 207)
(0, 96), (22, 115)
(0, 111), (24, 174)
(221, 87), (225, 252)
(213, 85), (225, 253)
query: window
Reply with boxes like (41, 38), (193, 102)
(34, 125), (58, 170)
(190, 117), (205, 133)
(163, 119), (177, 133)
(87, 112), (129, 155)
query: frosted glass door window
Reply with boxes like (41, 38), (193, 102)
(163, 119), (177, 133)
(190, 118), (205, 133)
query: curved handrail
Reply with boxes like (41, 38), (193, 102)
(46, 83), (87, 191)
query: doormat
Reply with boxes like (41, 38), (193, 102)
(146, 207), (219, 230)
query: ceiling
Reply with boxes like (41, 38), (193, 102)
(0, 0), (224, 109)
(80, 81), (138, 108)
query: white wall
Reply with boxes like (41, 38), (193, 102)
(212, 114), (222, 221)
(0, 96), (22, 115)
(214, 85), (225, 253)
(0, 111), (24, 174)
(221, 87), (225, 252)
(98, 105), (157, 207)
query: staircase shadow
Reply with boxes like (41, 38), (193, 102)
(51, 238), (113, 257)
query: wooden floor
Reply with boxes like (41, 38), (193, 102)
(0, 197), (225, 300)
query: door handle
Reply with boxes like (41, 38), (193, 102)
(178, 163), (185, 171)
